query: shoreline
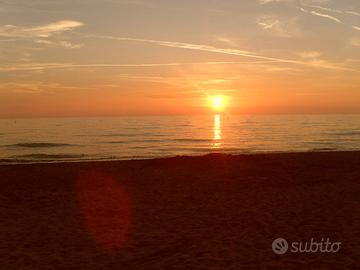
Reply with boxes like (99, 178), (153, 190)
(1, 149), (360, 166)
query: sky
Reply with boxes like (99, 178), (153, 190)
(0, 0), (359, 117)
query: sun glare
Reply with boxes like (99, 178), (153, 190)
(209, 96), (226, 111)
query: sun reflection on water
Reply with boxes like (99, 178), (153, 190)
(212, 114), (222, 148)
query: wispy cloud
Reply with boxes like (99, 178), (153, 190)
(0, 82), (44, 93)
(26, 21), (84, 37)
(347, 11), (360, 17)
(59, 41), (83, 49)
(349, 37), (360, 47)
(0, 63), (185, 72)
(216, 37), (237, 47)
(0, 61), (280, 72)
(85, 34), (303, 64)
(257, 18), (280, 30)
(0, 21), (84, 50)
(300, 2), (360, 17)
(298, 51), (322, 58)
(32, 39), (83, 49)
(34, 39), (53, 45)
(298, 7), (342, 23)
(257, 16), (302, 38)
(261, 0), (360, 31)
(258, 0), (289, 5)
(297, 2), (360, 31)
(0, 34), (357, 73)
(264, 66), (300, 72)
(0, 20), (84, 39)
(85, 34), (357, 72)
(0, 82), (88, 93)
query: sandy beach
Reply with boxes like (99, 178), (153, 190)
(0, 151), (359, 269)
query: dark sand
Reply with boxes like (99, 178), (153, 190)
(0, 152), (359, 269)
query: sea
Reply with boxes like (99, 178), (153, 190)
(1, 114), (360, 163)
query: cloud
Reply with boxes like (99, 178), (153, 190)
(0, 61), (281, 72)
(257, 18), (279, 30)
(59, 41), (83, 49)
(33, 39), (83, 49)
(298, 51), (322, 58)
(20, 52), (32, 62)
(264, 1), (360, 32)
(0, 21), (85, 50)
(300, 1), (360, 17)
(0, 20), (84, 39)
(309, 10), (341, 23)
(83, 34), (358, 72)
(346, 11), (360, 17)
(216, 37), (237, 47)
(264, 66), (299, 72)
(0, 82), (44, 93)
(34, 39), (53, 45)
(0, 63), (183, 72)
(258, 0), (290, 4)
(298, 7), (342, 23)
(298, 6), (360, 31)
(349, 37), (360, 47)
(259, 0), (332, 4)
(258, 0), (279, 4)
(0, 82), (88, 93)
(257, 16), (302, 38)
(0, 34), (356, 73)
(26, 21), (84, 37)
(86, 34), (304, 64)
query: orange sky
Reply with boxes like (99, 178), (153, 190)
(0, 0), (359, 117)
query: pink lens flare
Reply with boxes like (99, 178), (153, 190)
(77, 170), (132, 253)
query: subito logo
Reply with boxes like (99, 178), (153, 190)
(272, 238), (289, 255)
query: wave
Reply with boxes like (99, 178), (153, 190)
(11, 153), (86, 159)
(308, 141), (337, 145)
(327, 131), (360, 136)
(129, 146), (151, 149)
(6, 142), (74, 148)
(131, 139), (163, 143)
(310, 148), (338, 151)
(156, 147), (248, 153)
(103, 141), (126, 144)
(173, 138), (213, 143)
(191, 147), (250, 153)
(101, 133), (169, 138)
(105, 139), (169, 144)
(140, 133), (170, 137)
(101, 134), (133, 137)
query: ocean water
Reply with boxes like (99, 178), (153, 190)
(1, 115), (360, 163)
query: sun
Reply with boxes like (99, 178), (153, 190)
(209, 95), (226, 111)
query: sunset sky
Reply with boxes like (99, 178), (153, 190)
(0, 0), (359, 117)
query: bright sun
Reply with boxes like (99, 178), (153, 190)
(209, 95), (226, 111)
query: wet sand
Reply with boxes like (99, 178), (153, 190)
(0, 152), (359, 269)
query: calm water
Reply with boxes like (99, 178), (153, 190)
(1, 115), (360, 163)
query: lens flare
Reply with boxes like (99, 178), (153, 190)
(77, 171), (132, 253)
